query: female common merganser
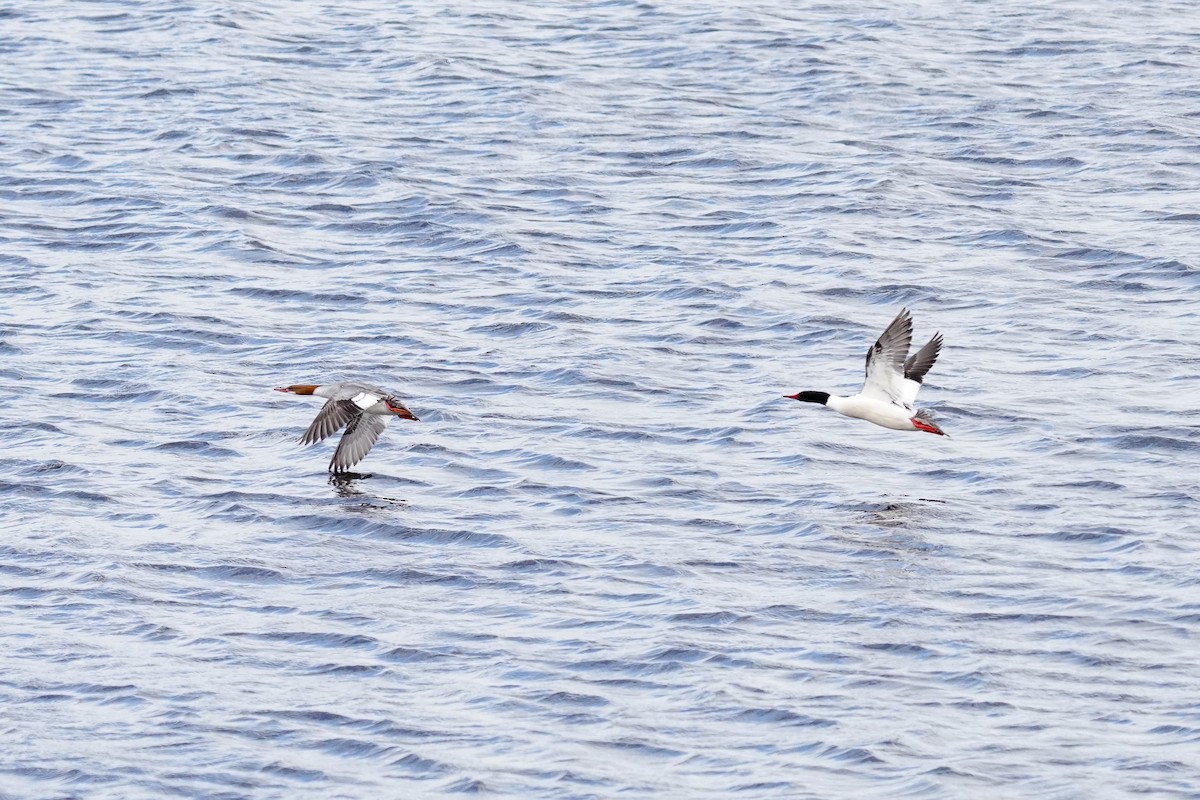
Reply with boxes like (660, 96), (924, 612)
(786, 308), (947, 436)
(275, 382), (419, 473)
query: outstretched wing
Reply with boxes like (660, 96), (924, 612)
(904, 333), (943, 384)
(300, 399), (359, 445)
(900, 332), (943, 406)
(329, 413), (388, 473)
(860, 308), (913, 406)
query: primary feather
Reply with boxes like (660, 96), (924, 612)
(860, 308), (913, 406)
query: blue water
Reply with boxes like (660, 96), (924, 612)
(3, 1), (1199, 797)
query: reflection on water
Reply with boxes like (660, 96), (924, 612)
(329, 472), (371, 495)
(856, 497), (949, 529)
(329, 472), (408, 507)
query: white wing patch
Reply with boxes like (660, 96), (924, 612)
(349, 391), (380, 410)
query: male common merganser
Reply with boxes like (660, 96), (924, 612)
(275, 382), (419, 472)
(785, 308), (947, 436)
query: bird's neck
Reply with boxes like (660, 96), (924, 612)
(290, 384), (320, 396)
(825, 395), (854, 414)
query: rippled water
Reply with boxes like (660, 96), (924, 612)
(3, 1), (1199, 797)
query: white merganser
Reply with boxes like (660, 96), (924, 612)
(785, 308), (947, 436)
(275, 382), (419, 473)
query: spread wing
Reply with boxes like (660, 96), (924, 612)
(329, 413), (388, 473)
(899, 332), (942, 407)
(904, 333), (943, 385)
(860, 308), (913, 406)
(299, 399), (359, 445)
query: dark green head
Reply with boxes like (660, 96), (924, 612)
(784, 391), (830, 405)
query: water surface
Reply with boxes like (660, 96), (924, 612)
(2, 1), (1199, 797)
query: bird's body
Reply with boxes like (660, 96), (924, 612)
(825, 394), (920, 430)
(275, 382), (418, 472)
(786, 309), (947, 436)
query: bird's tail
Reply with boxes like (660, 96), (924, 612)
(913, 408), (948, 437)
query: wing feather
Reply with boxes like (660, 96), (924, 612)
(300, 399), (358, 446)
(899, 332), (943, 406)
(860, 308), (913, 405)
(329, 413), (388, 473)
(904, 333), (943, 385)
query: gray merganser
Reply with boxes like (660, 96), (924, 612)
(786, 308), (947, 436)
(275, 382), (419, 472)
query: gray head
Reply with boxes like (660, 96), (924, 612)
(784, 391), (830, 405)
